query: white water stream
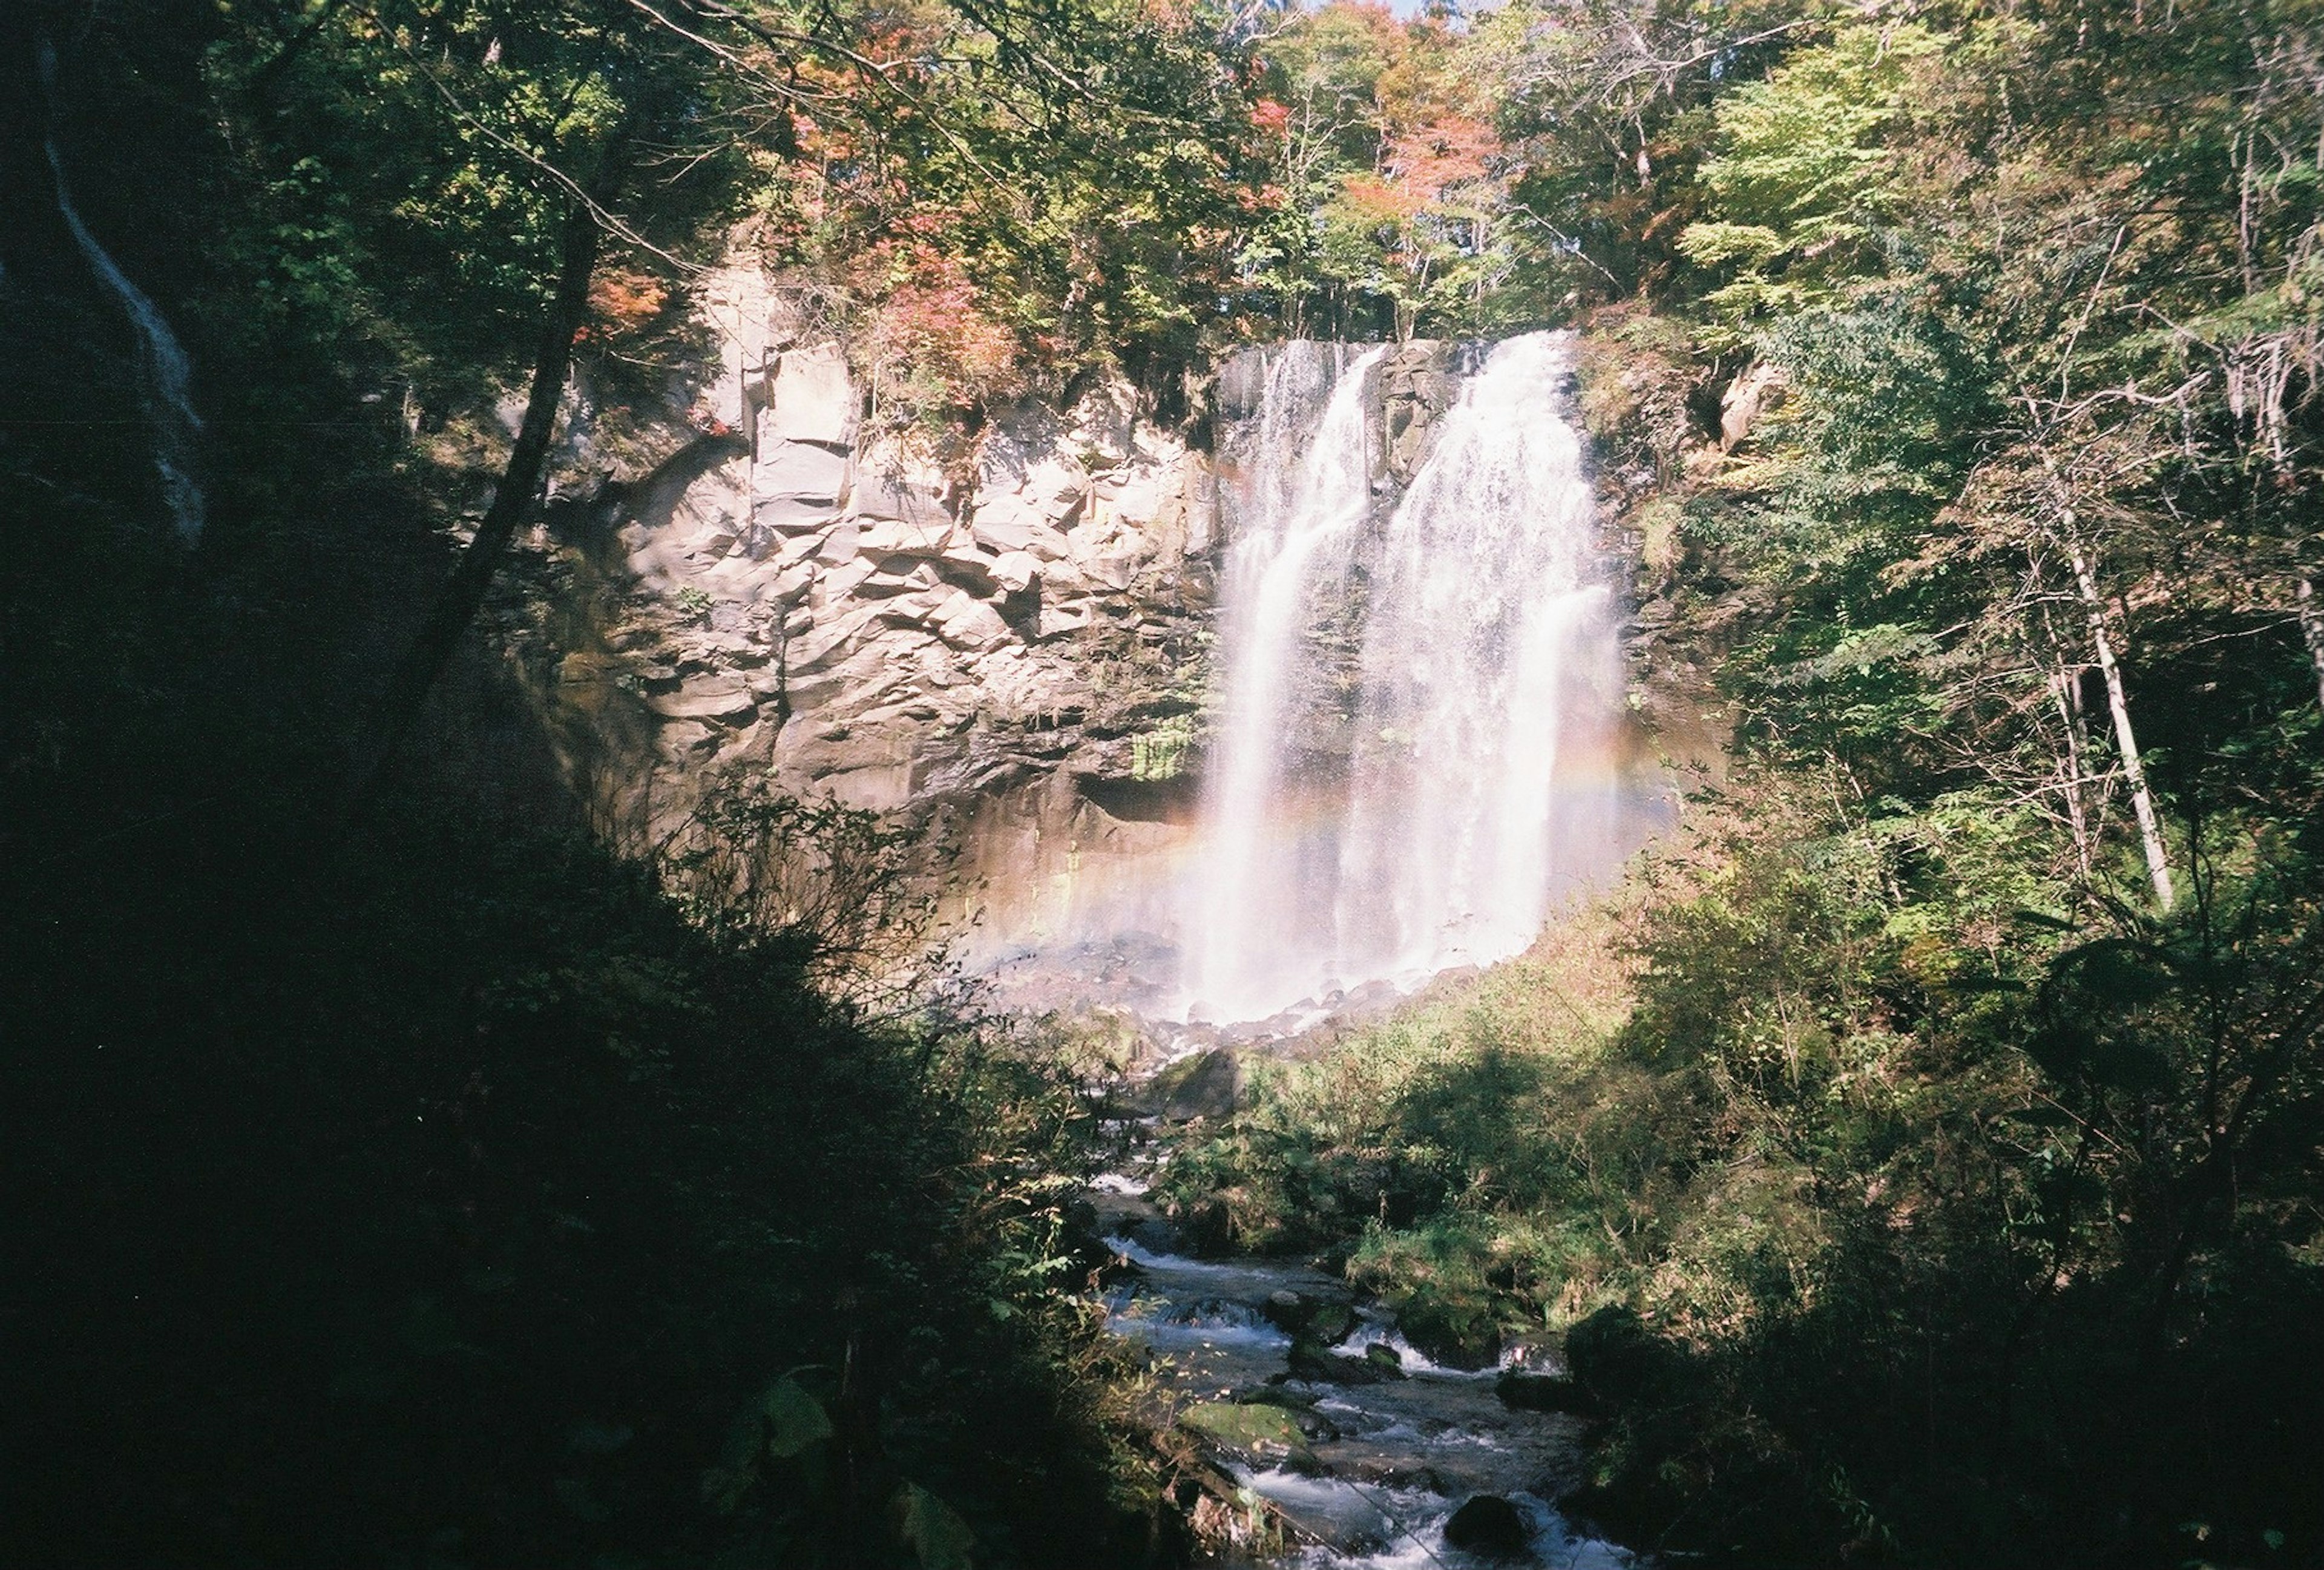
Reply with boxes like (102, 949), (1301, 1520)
(1184, 343), (1390, 1018)
(38, 39), (206, 544)
(1095, 1175), (1636, 1569)
(1181, 333), (1623, 1024)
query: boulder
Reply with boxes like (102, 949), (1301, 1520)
(1235, 1386), (1341, 1442)
(1563, 1304), (1679, 1408)
(928, 590), (1013, 653)
(1495, 1371), (1587, 1414)
(1149, 1047), (1240, 1122)
(1285, 1339), (1401, 1384)
(1261, 1290), (1355, 1345)
(1395, 1297), (1504, 1371)
(1177, 1400), (1311, 1467)
(752, 438), (849, 504)
(1443, 1494), (1531, 1559)
(760, 341), (856, 446)
(989, 550), (1040, 594)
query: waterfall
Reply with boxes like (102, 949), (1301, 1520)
(38, 40), (206, 545)
(1181, 332), (1623, 1023)
(1183, 343), (1387, 1019)
(1335, 332), (1620, 984)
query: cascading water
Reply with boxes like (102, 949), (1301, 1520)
(1181, 331), (1623, 1023)
(1183, 343), (1389, 1019)
(38, 39), (206, 545)
(1334, 332), (1620, 987)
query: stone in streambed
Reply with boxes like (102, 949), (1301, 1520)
(1236, 1385), (1341, 1442)
(1443, 1494), (1531, 1559)
(1564, 1304), (1681, 1408)
(1144, 1047), (1241, 1122)
(1286, 1336), (1402, 1385)
(1261, 1290), (1356, 1344)
(1495, 1370), (1587, 1413)
(1177, 1399), (1315, 1469)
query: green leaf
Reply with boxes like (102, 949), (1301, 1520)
(758, 1376), (835, 1459)
(891, 1481), (976, 1570)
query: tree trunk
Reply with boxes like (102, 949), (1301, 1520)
(2063, 531), (2174, 911)
(339, 182), (610, 823)
(2049, 662), (2093, 879)
(2299, 573), (2324, 723)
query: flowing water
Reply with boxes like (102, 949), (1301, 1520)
(38, 39), (206, 545)
(1097, 335), (1649, 1561)
(1181, 333), (1624, 1025)
(1184, 343), (1391, 1021)
(1094, 1169), (1635, 1569)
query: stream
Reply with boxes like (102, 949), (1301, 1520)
(1088, 1150), (1636, 1569)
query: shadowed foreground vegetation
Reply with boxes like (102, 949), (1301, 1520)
(1157, 769), (2324, 1567)
(11, 0), (2324, 1565)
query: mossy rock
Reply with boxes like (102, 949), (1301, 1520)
(1147, 1048), (1242, 1122)
(1235, 1384), (1314, 1411)
(1496, 1370), (1587, 1413)
(1288, 1337), (1397, 1384)
(1564, 1304), (1681, 1408)
(1394, 1295), (1503, 1370)
(1261, 1290), (1356, 1344)
(1178, 1399), (1313, 1465)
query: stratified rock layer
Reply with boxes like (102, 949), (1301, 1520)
(513, 266), (1230, 949)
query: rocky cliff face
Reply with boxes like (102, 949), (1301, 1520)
(495, 278), (1473, 963)
(501, 267), (1234, 951)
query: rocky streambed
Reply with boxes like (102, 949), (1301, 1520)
(1086, 1151), (1638, 1569)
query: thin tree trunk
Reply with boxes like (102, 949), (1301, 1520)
(2064, 531), (2174, 911)
(2299, 573), (2324, 722)
(2049, 662), (2093, 879)
(339, 181), (611, 823)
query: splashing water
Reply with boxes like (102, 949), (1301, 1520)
(1183, 343), (1388, 1019)
(1181, 332), (1625, 1023)
(39, 39), (206, 544)
(1334, 332), (1621, 987)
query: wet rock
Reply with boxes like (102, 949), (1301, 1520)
(1260, 1289), (1353, 1343)
(1287, 1339), (1397, 1385)
(1443, 1494), (1531, 1559)
(1495, 1370), (1587, 1414)
(1361, 1342), (1408, 1378)
(1396, 1299), (1503, 1370)
(1177, 1400), (1313, 1468)
(1564, 1304), (1681, 1408)
(1351, 1462), (1446, 1494)
(1148, 1047), (1241, 1122)
(1236, 1386), (1341, 1442)
(1171, 1197), (1236, 1258)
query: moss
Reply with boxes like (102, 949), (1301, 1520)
(1177, 1401), (1312, 1465)
(1130, 715), (1195, 781)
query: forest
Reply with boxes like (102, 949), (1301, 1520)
(4, 0), (2322, 1567)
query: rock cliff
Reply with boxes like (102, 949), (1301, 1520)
(490, 276), (1471, 961)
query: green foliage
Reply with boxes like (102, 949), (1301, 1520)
(1678, 23), (1942, 335)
